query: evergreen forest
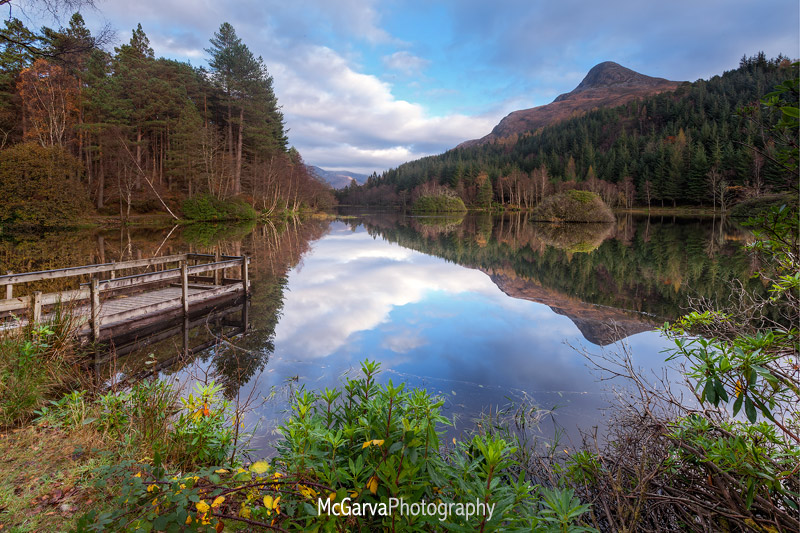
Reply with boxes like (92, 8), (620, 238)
(0, 16), (333, 228)
(340, 54), (797, 211)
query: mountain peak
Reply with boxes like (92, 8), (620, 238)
(554, 61), (674, 102)
(458, 62), (682, 147)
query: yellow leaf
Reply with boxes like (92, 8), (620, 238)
(367, 476), (378, 494)
(185, 515), (192, 525)
(362, 441), (371, 449)
(134, 472), (142, 478)
(250, 461), (269, 474)
(263, 495), (273, 509)
(329, 492), (336, 501)
(147, 484), (157, 493)
(350, 491), (359, 498)
(214, 469), (229, 474)
(196, 500), (210, 513)
(211, 496), (225, 508)
(373, 439), (384, 446)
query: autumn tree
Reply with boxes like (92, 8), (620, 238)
(18, 58), (77, 146)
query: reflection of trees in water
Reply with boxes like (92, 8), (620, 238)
(409, 214), (466, 238)
(532, 222), (615, 254)
(200, 218), (330, 398)
(359, 212), (757, 321)
(207, 277), (287, 399)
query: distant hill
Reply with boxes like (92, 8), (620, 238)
(459, 61), (682, 148)
(308, 165), (369, 189)
(340, 55), (795, 210)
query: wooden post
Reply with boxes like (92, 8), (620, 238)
(214, 249), (222, 285)
(181, 260), (189, 317)
(242, 256), (249, 296)
(90, 278), (100, 342)
(32, 291), (42, 323)
(182, 317), (190, 358)
(110, 260), (116, 280)
(5, 271), (11, 300)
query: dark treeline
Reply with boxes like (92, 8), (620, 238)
(341, 55), (796, 210)
(0, 15), (333, 227)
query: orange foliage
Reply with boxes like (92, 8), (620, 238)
(17, 59), (78, 148)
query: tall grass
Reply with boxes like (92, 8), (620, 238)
(0, 304), (86, 426)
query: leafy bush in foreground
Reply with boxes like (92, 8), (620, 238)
(77, 361), (594, 532)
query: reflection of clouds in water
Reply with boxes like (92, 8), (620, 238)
(239, 221), (678, 453)
(274, 223), (500, 357)
(380, 330), (428, 353)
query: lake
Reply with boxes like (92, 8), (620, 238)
(1, 211), (756, 455)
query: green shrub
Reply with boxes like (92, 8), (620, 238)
(80, 361), (594, 531)
(412, 194), (468, 213)
(532, 191), (615, 223)
(182, 194), (258, 221)
(39, 377), (235, 471)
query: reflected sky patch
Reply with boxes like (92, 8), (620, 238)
(245, 221), (676, 451)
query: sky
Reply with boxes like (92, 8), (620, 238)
(36, 0), (800, 174)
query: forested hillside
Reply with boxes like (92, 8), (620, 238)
(341, 55), (797, 209)
(0, 16), (333, 227)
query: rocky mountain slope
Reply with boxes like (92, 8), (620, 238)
(459, 61), (682, 148)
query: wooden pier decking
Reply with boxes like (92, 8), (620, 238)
(0, 253), (250, 342)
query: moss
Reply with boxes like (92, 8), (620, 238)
(566, 190), (597, 204)
(532, 191), (615, 223)
(411, 194), (468, 213)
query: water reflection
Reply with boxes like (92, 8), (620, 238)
(0, 212), (757, 452)
(234, 212), (755, 452)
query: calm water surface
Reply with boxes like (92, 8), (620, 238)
(1, 212), (756, 453)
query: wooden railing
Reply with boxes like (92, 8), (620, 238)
(0, 253), (249, 341)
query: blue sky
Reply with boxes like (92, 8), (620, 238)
(58, 0), (800, 173)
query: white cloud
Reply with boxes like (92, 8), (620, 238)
(273, 45), (502, 173)
(382, 51), (430, 76)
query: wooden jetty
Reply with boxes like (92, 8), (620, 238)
(0, 253), (250, 342)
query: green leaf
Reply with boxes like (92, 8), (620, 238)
(745, 397), (757, 423)
(781, 106), (799, 118)
(389, 441), (404, 454)
(745, 479), (756, 509)
(713, 380), (728, 403)
(732, 394), (743, 416)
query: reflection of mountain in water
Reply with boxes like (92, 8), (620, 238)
(486, 268), (652, 345)
(353, 211), (757, 345)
